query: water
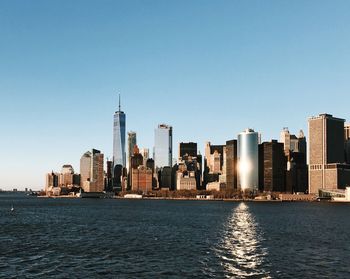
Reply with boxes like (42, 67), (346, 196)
(1, 193), (350, 278)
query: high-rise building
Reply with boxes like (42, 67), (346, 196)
(225, 140), (238, 190)
(237, 129), (259, 192)
(154, 124), (173, 169)
(280, 128), (307, 156)
(140, 148), (150, 166)
(345, 124), (350, 139)
(279, 128), (308, 193)
(179, 142), (197, 160)
(127, 131), (137, 168)
(259, 140), (286, 192)
(345, 124), (350, 164)
(80, 149), (104, 193)
(158, 166), (173, 189)
(203, 142), (224, 189)
(106, 160), (113, 192)
(80, 151), (92, 189)
(131, 166), (153, 192)
(309, 114), (350, 194)
(45, 171), (59, 192)
(113, 95), (126, 168)
(59, 165), (74, 187)
(205, 142), (224, 173)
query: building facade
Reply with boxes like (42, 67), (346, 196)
(154, 124), (173, 169)
(225, 140), (238, 190)
(176, 171), (197, 190)
(280, 128), (308, 193)
(308, 114), (350, 194)
(345, 124), (350, 164)
(131, 166), (153, 192)
(259, 141), (286, 192)
(127, 131), (137, 169)
(113, 96), (126, 168)
(80, 149), (104, 193)
(237, 129), (259, 192)
(179, 142), (197, 159)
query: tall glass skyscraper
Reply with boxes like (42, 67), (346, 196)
(154, 124), (173, 169)
(237, 128), (259, 192)
(113, 96), (126, 168)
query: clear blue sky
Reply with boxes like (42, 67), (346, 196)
(1, 0), (350, 190)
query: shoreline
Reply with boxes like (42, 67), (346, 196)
(36, 195), (332, 203)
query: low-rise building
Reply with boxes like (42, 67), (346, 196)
(176, 171), (196, 190)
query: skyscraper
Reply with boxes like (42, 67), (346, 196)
(259, 140), (286, 192)
(279, 128), (308, 193)
(225, 140), (238, 190)
(237, 129), (259, 192)
(80, 149), (104, 193)
(127, 131), (137, 169)
(113, 95), (126, 168)
(308, 114), (350, 194)
(179, 142), (197, 160)
(345, 124), (350, 164)
(140, 148), (150, 166)
(154, 124), (173, 169)
(80, 151), (92, 190)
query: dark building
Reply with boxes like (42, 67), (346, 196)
(73, 174), (81, 187)
(179, 142), (197, 159)
(285, 151), (308, 193)
(259, 140), (286, 192)
(105, 160), (113, 191)
(158, 166), (172, 189)
(113, 164), (123, 191)
(226, 140), (238, 190)
(146, 158), (155, 172)
(146, 158), (157, 189)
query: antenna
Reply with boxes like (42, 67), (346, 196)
(118, 93), (121, 111)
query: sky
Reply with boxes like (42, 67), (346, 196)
(1, 0), (350, 190)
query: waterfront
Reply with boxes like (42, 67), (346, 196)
(1, 193), (350, 278)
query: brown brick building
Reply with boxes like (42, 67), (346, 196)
(131, 166), (153, 192)
(259, 140), (286, 192)
(225, 140), (238, 190)
(308, 114), (350, 194)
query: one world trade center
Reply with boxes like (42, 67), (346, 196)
(113, 95), (126, 169)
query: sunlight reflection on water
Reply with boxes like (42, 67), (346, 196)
(216, 202), (271, 278)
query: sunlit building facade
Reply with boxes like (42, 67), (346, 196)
(80, 149), (104, 193)
(308, 114), (350, 194)
(237, 129), (259, 192)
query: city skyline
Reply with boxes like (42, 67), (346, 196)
(1, 1), (350, 189)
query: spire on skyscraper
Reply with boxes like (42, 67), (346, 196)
(113, 92), (126, 168)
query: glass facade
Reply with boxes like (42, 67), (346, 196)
(237, 129), (259, 191)
(113, 110), (126, 168)
(154, 124), (173, 169)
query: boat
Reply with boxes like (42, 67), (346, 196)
(10, 205), (14, 212)
(76, 189), (106, 198)
(124, 194), (143, 199)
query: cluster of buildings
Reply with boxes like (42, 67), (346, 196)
(45, 98), (350, 198)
